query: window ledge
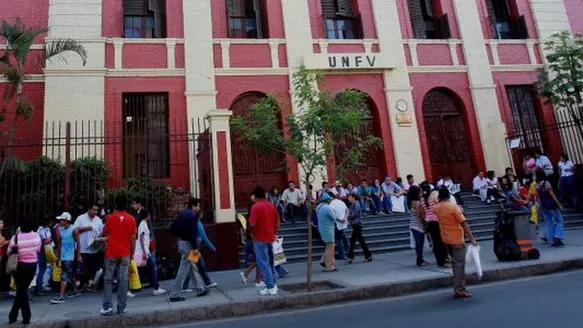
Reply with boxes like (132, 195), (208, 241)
(313, 38), (378, 44)
(486, 39), (538, 45)
(213, 38), (286, 44)
(107, 38), (183, 44)
(404, 39), (461, 45)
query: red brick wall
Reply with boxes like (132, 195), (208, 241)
(123, 44), (168, 69)
(564, 0), (583, 34)
(417, 44), (453, 65)
(498, 44), (530, 65)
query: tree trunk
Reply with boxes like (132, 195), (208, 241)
(306, 175), (313, 292)
(0, 80), (23, 178)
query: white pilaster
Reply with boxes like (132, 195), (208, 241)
(166, 38), (177, 69)
(529, 0), (571, 41)
(281, 0), (327, 188)
(205, 110), (236, 224)
(183, 0), (218, 196)
(44, 0), (105, 160)
(220, 40), (231, 69)
(269, 40), (280, 68)
(371, 0), (424, 179)
(113, 39), (123, 69)
(490, 41), (500, 65)
(448, 40), (459, 66)
(454, 0), (508, 174)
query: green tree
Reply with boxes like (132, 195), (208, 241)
(231, 66), (381, 290)
(537, 30), (583, 138)
(0, 17), (88, 177)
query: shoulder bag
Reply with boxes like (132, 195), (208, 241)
(5, 233), (18, 274)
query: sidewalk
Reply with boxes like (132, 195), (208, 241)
(3, 229), (583, 328)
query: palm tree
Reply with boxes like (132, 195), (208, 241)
(0, 17), (88, 177)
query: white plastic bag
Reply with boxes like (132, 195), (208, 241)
(465, 244), (483, 279)
(272, 238), (287, 266)
(392, 196), (406, 213)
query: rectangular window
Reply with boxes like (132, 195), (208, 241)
(227, 0), (267, 38)
(123, 0), (165, 38)
(122, 93), (170, 179)
(506, 86), (543, 151)
(408, 0), (450, 39)
(486, 0), (528, 39)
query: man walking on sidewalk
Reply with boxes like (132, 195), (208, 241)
(169, 198), (207, 301)
(433, 188), (477, 299)
(100, 196), (136, 315)
(249, 186), (280, 296)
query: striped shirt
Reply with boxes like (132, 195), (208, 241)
(421, 196), (438, 222)
(7, 232), (41, 263)
(409, 201), (425, 233)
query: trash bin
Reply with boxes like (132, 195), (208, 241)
(494, 209), (540, 261)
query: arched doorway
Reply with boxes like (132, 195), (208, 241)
(422, 89), (473, 188)
(230, 92), (287, 210)
(334, 93), (384, 184)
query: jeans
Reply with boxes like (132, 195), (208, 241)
(275, 264), (289, 278)
(102, 256), (130, 312)
(334, 228), (349, 260)
(447, 244), (466, 294)
(452, 193), (465, 206)
(146, 253), (160, 290)
(348, 224), (371, 260)
(541, 208), (565, 241)
(171, 240), (205, 297)
(383, 195), (393, 213)
(286, 204), (303, 222)
(183, 254), (212, 288)
(559, 175), (577, 206)
(277, 204), (286, 221)
(411, 229), (425, 265)
(34, 250), (47, 293)
(372, 196), (383, 213)
(9, 262), (37, 324)
(254, 241), (276, 289)
(359, 198), (377, 214)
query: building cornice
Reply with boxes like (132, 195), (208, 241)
(490, 64), (544, 72)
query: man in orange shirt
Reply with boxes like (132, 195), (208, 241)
(100, 196), (137, 316)
(433, 188), (477, 299)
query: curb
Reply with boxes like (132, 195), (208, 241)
(33, 258), (583, 328)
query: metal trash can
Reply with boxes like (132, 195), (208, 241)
(508, 210), (540, 260)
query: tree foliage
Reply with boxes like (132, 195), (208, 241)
(0, 18), (88, 176)
(231, 66), (382, 185)
(537, 31), (583, 137)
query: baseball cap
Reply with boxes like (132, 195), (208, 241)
(56, 212), (72, 221)
(335, 181), (342, 186)
(321, 193), (331, 201)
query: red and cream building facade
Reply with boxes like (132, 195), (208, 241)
(2, 1), (582, 227)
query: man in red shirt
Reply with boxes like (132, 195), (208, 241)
(249, 186), (280, 296)
(100, 196), (136, 316)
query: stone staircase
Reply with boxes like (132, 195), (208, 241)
(238, 193), (583, 265)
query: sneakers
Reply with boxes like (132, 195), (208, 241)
(240, 272), (248, 284)
(259, 286), (278, 296)
(66, 291), (82, 299)
(100, 307), (114, 316)
(255, 282), (265, 288)
(181, 289), (194, 293)
(153, 288), (167, 296)
(50, 296), (66, 304)
(205, 282), (218, 288)
(127, 291), (136, 298)
(117, 307), (127, 315)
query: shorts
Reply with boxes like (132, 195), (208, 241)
(61, 261), (76, 283)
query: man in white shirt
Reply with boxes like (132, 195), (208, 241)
(74, 203), (104, 290)
(535, 150), (554, 176)
(328, 192), (349, 261)
(333, 181), (347, 200)
(281, 181), (305, 224)
(558, 153), (577, 207)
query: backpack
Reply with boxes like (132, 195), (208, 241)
(538, 182), (558, 210)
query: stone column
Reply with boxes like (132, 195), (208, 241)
(205, 110), (238, 270)
(44, 0), (106, 160)
(529, 0), (571, 42)
(280, 0), (328, 188)
(454, 0), (508, 174)
(183, 0), (218, 196)
(370, 0), (424, 179)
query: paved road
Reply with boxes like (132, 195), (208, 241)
(158, 270), (583, 328)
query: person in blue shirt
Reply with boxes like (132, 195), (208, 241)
(357, 179), (378, 215)
(317, 194), (337, 272)
(381, 176), (403, 214)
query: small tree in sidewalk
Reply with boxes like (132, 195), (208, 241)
(0, 17), (88, 177)
(231, 66), (381, 290)
(537, 30), (583, 139)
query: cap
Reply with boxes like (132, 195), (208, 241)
(335, 181), (342, 186)
(321, 193), (331, 201)
(56, 212), (72, 221)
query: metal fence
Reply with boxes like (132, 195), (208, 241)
(506, 109), (583, 170)
(0, 118), (214, 229)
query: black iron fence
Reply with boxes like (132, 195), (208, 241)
(0, 118), (214, 230)
(506, 110), (583, 170)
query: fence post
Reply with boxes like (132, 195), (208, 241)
(64, 122), (71, 211)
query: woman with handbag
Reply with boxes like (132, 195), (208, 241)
(7, 213), (41, 325)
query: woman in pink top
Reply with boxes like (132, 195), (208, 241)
(7, 213), (41, 325)
(419, 183), (449, 268)
(523, 153), (536, 179)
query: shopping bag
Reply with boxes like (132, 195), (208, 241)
(129, 260), (142, 290)
(272, 238), (287, 266)
(188, 250), (201, 263)
(44, 245), (58, 264)
(52, 263), (62, 282)
(10, 276), (15, 291)
(465, 245), (483, 279)
(391, 196), (406, 213)
(134, 251), (147, 268)
(529, 205), (538, 224)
